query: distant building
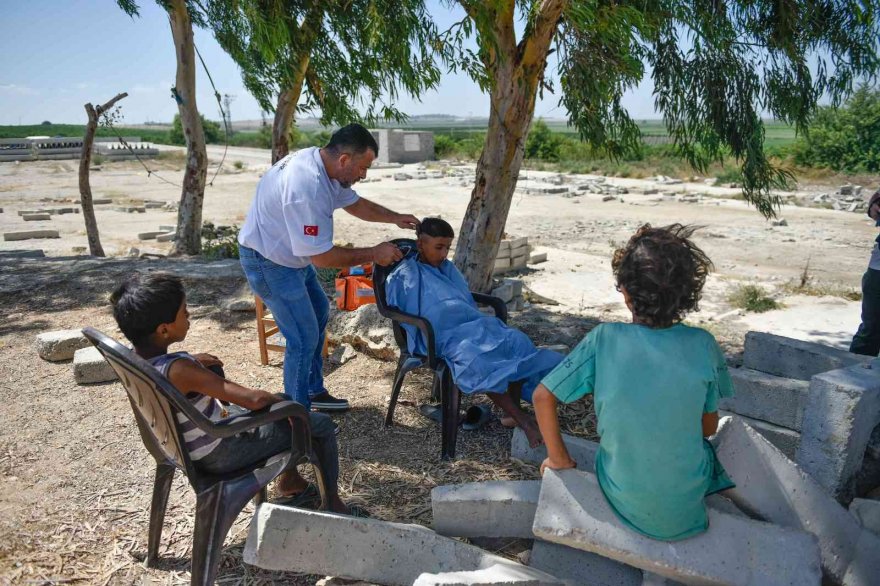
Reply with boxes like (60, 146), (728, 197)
(369, 129), (434, 164)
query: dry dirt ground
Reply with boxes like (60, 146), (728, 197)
(0, 147), (876, 584)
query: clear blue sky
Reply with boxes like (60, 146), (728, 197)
(0, 1), (662, 126)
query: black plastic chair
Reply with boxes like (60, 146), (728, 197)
(372, 239), (508, 459)
(82, 327), (324, 586)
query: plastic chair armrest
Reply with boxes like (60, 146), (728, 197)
(382, 306), (439, 368)
(471, 292), (508, 323)
(207, 400), (309, 439)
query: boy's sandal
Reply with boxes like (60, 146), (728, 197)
(346, 504), (370, 518)
(275, 482), (321, 508)
(461, 404), (494, 431)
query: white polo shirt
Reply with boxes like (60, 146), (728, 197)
(239, 147), (359, 268)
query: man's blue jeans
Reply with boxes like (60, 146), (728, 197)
(240, 246), (328, 409)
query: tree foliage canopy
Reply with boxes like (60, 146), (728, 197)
(440, 0), (880, 217)
(793, 85), (880, 172)
(204, 0), (441, 126)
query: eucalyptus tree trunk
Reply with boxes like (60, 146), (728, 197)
(271, 56), (309, 164)
(453, 0), (565, 292)
(78, 92), (128, 257)
(168, 0), (207, 255)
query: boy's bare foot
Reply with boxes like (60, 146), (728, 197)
(275, 469), (309, 497)
(521, 419), (544, 448)
(500, 415), (516, 428)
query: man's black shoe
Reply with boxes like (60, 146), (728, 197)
(311, 392), (350, 412)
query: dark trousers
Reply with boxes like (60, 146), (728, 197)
(851, 268), (880, 356)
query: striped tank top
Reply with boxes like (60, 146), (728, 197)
(148, 352), (223, 461)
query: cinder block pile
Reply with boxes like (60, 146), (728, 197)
(36, 329), (117, 384)
(494, 237), (529, 275)
(491, 278), (525, 313)
(721, 331), (879, 502)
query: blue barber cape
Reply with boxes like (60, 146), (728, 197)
(385, 257), (562, 401)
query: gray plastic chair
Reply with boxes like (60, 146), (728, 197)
(82, 327), (325, 585)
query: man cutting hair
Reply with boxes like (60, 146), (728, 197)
(239, 123), (419, 411)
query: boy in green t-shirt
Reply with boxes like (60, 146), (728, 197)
(534, 224), (735, 541)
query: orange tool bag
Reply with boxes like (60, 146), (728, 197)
(334, 264), (376, 310)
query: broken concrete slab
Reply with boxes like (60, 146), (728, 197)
(797, 363), (880, 502)
(0, 249), (45, 258)
(849, 499), (880, 537)
(714, 417), (880, 585)
(156, 232), (176, 242)
(511, 427), (598, 472)
(113, 205), (146, 213)
(742, 332), (870, 381)
(533, 468), (821, 586)
(414, 563), (564, 586)
(244, 504), (561, 586)
(721, 368), (809, 431)
(137, 231), (166, 240)
(4, 230), (60, 241)
(73, 346), (117, 384)
(22, 213), (51, 221)
(719, 411), (800, 459)
(432, 480), (540, 539)
(36, 329), (90, 361)
(529, 540), (643, 586)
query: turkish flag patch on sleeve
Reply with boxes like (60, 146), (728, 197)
(303, 225), (319, 236)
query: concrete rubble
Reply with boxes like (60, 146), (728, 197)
(714, 417), (880, 585)
(327, 304), (397, 361)
(243, 504), (562, 586)
(330, 343), (358, 366)
(533, 468), (821, 586)
(73, 346), (118, 384)
(36, 329), (90, 361)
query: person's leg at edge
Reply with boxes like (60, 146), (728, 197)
(490, 382), (543, 448)
(304, 412), (349, 513)
(851, 268), (880, 356)
(304, 265), (347, 409)
(240, 248), (319, 409)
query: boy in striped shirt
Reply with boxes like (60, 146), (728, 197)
(110, 272), (359, 515)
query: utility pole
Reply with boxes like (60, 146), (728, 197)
(222, 93), (235, 135)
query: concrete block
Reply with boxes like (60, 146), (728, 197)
(529, 540), (643, 586)
(414, 563), (563, 585)
(158, 224), (176, 232)
(91, 198), (112, 205)
(3, 230), (60, 241)
(498, 241), (511, 255)
(137, 231), (165, 240)
(156, 232), (176, 242)
(719, 411), (800, 459)
(23, 213), (51, 221)
(528, 253), (547, 264)
(73, 346), (117, 384)
(113, 205), (146, 213)
(36, 329), (90, 361)
(797, 364), (880, 502)
(243, 504), (560, 586)
(0, 249), (44, 258)
(509, 236), (528, 250)
(17, 209), (41, 216)
(714, 417), (880, 585)
(533, 468), (821, 586)
(503, 278), (523, 297)
(721, 368), (810, 431)
(511, 427), (598, 472)
(511, 254), (528, 270)
(494, 258), (512, 272)
(743, 332), (870, 381)
(432, 480), (540, 539)
(492, 283), (515, 304)
(849, 499), (880, 536)
(144, 201), (165, 209)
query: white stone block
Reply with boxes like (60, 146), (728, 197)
(509, 236), (528, 250)
(529, 540), (643, 586)
(533, 468), (821, 586)
(721, 368), (809, 431)
(511, 254), (528, 270)
(414, 563), (564, 585)
(432, 480), (540, 539)
(797, 364), (880, 502)
(498, 241), (511, 255)
(528, 253), (548, 264)
(743, 332), (870, 381)
(492, 283), (515, 304)
(511, 427), (598, 472)
(718, 411), (800, 459)
(503, 279), (524, 297)
(244, 504), (560, 586)
(4, 230), (60, 241)
(849, 499), (880, 537)
(715, 417), (880, 585)
(36, 329), (90, 361)
(73, 346), (117, 384)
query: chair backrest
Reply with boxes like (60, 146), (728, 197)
(82, 327), (200, 479)
(372, 238), (418, 352)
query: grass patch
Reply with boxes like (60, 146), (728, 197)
(782, 280), (862, 301)
(728, 284), (782, 313)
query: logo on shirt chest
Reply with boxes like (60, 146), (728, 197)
(304, 225), (319, 236)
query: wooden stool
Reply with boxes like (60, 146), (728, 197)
(255, 296), (330, 366)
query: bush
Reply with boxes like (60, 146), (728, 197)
(525, 119), (563, 161)
(434, 134), (456, 158)
(728, 284), (781, 313)
(201, 222), (240, 259)
(169, 114), (222, 145)
(792, 85), (880, 172)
